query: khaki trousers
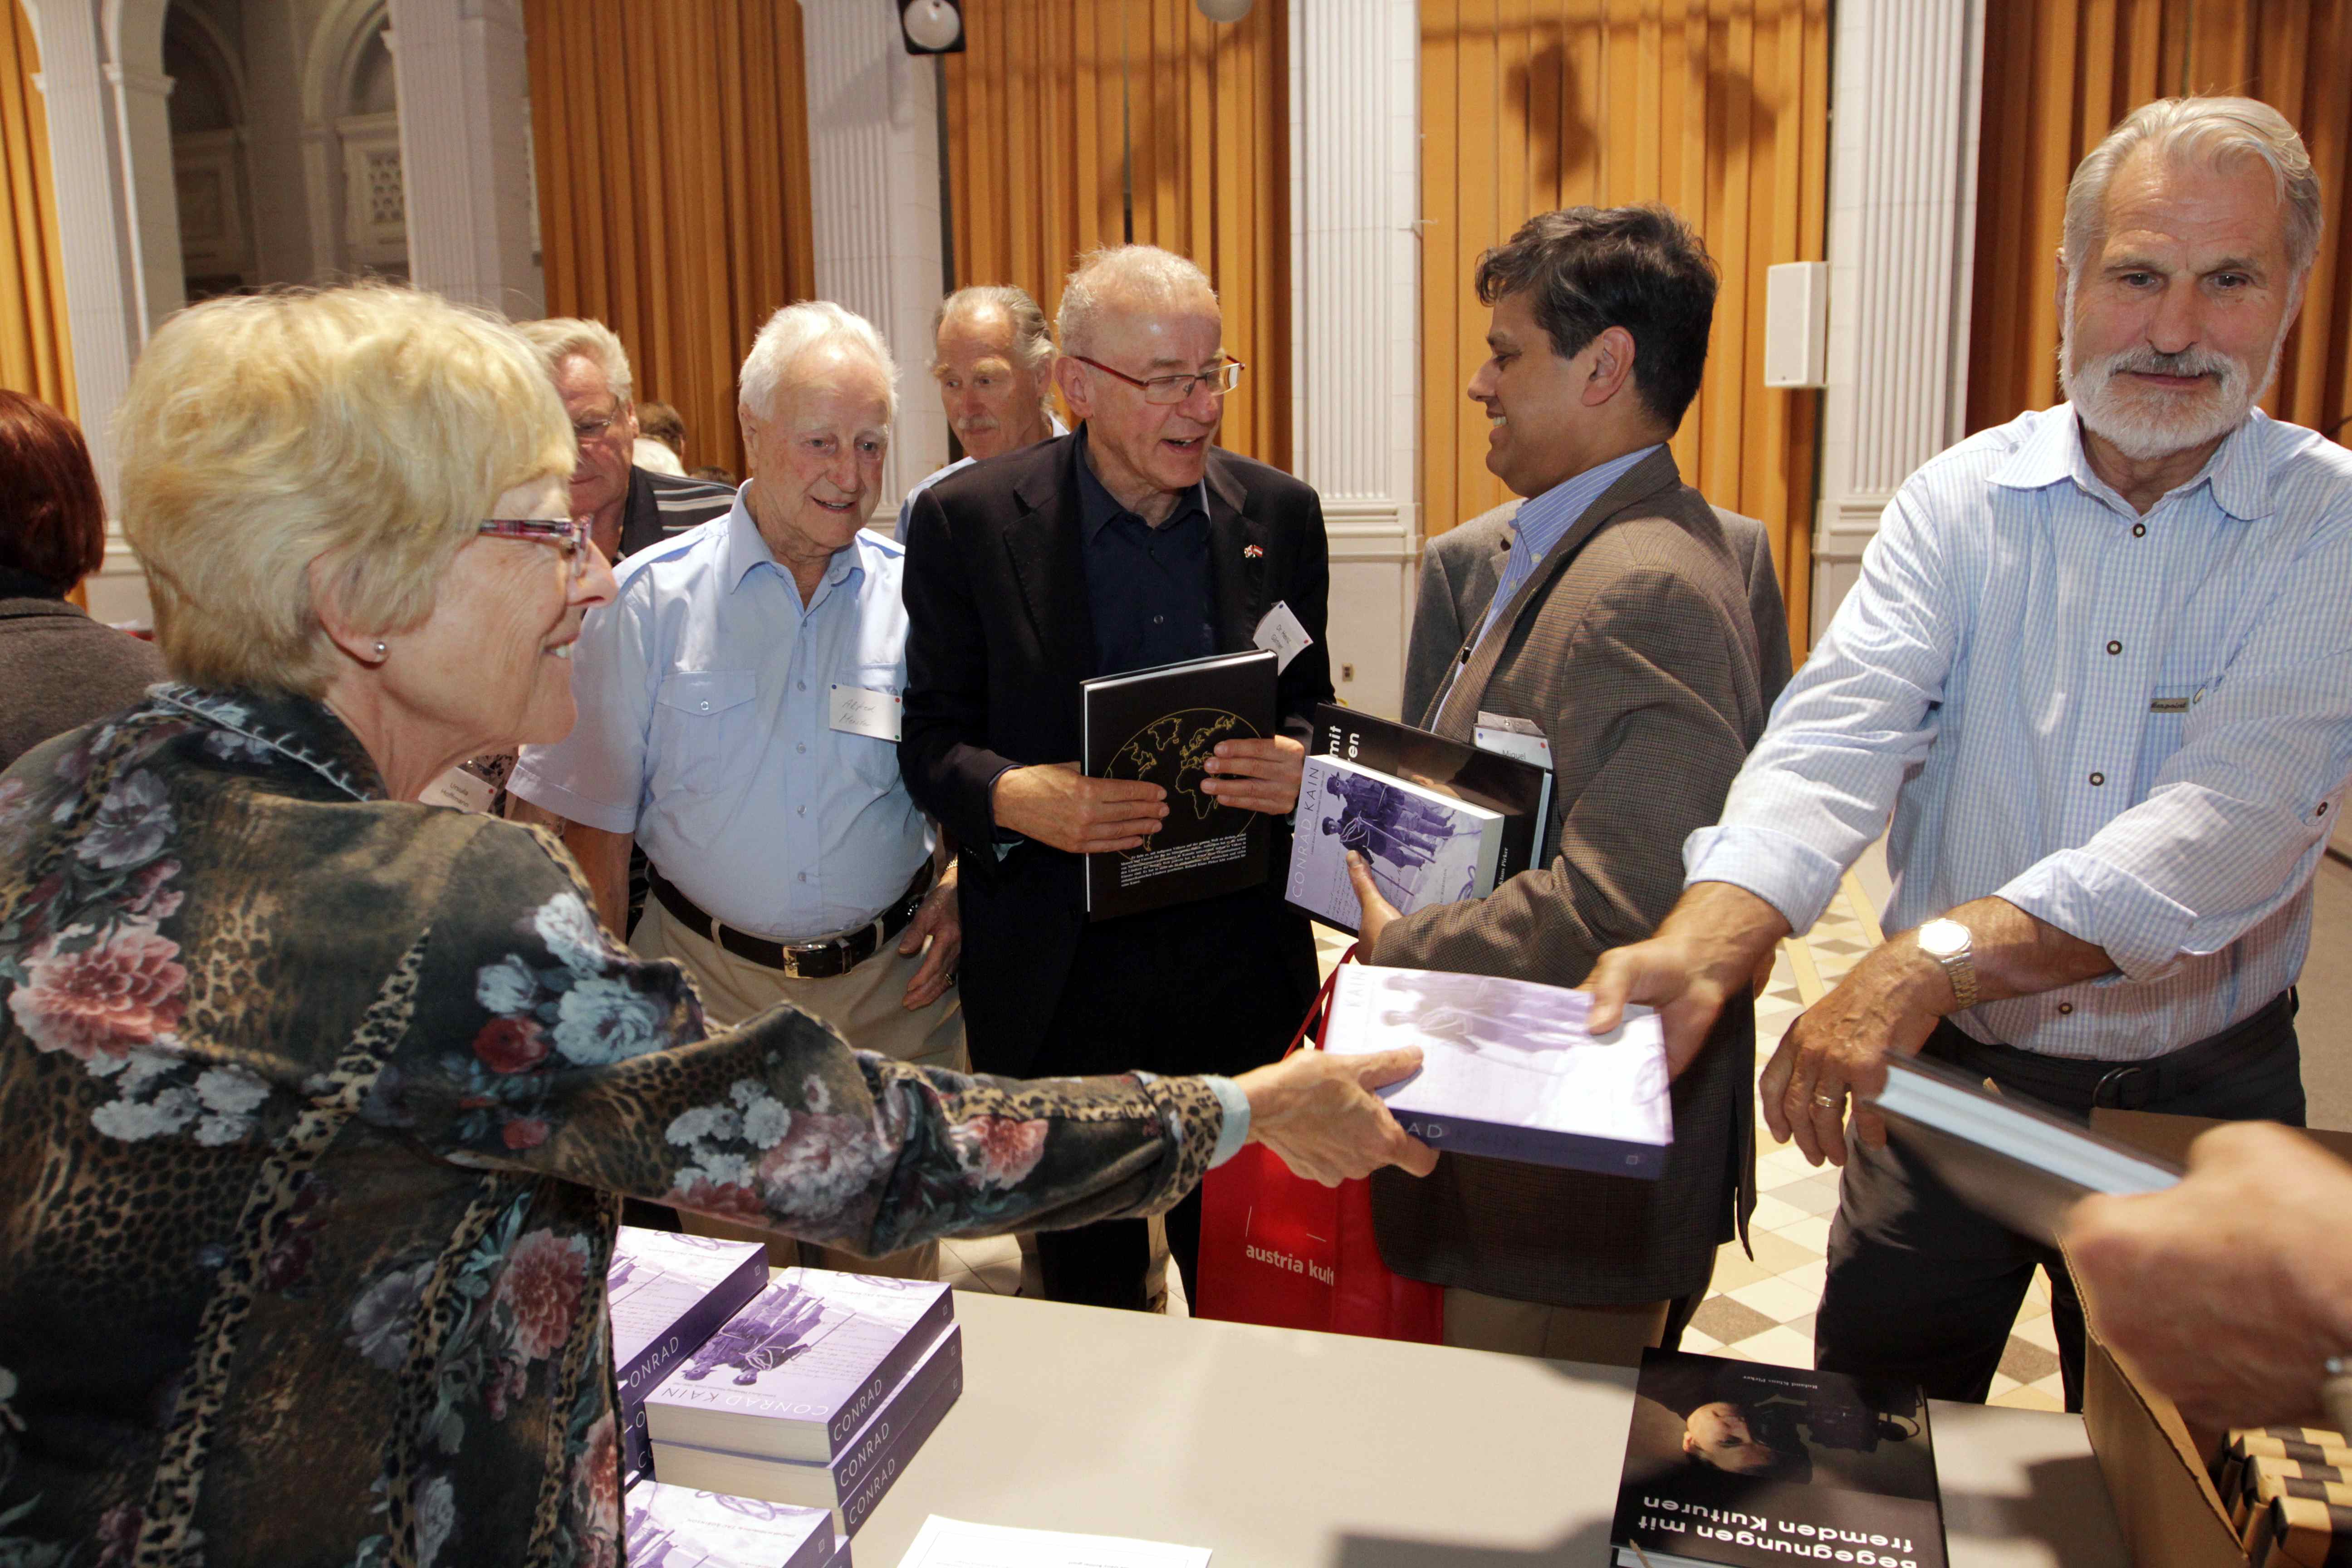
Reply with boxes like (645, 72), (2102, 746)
(634, 893), (967, 1279)
(1441, 1287), (1671, 1367)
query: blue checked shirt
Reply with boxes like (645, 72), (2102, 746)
(510, 494), (932, 943)
(1685, 407), (2352, 1061)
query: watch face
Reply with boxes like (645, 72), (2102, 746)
(1918, 919), (1967, 958)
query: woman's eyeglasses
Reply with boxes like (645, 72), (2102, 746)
(479, 517), (594, 578)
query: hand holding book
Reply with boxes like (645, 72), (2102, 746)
(1198, 733), (1307, 815)
(1235, 1046), (1440, 1186)
(991, 761), (1168, 854)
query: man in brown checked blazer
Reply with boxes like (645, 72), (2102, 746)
(1350, 207), (1793, 1363)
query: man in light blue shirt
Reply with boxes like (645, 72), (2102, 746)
(1588, 97), (2349, 1408)
(512, 302), (962, 1278)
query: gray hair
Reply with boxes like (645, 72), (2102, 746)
(515, 316), (634, 405)
(2064, 97), (2324, 284)
(1057, 246), (1218, 359)
(738, 301), (898, 422)
(934, 284), (1056, 380)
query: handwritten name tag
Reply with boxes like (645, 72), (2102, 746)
(1252, 600), (1313, 673)
(830, 683), (903, 742)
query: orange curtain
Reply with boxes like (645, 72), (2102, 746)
(1420, 0), (1831, 657)
(942, 0), (1290, 466)
(1, 0), (76, 418)
(1968, 0), (2352, 439)
(522, 0), (817, 480)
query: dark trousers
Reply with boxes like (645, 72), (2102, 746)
(1813, 991), (2304, 1411)
(1024, 897), (1312, 1313)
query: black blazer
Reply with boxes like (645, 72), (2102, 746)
(899, 433), (1332, 1076)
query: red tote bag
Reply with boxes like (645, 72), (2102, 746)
(1192, 947), (1445, 1343)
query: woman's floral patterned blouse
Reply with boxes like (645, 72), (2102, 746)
(0, 686), (1220, 1568)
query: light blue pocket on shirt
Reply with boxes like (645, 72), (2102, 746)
(654, 668), (757, 795)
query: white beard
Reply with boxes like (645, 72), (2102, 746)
(2059, 284), (2286, 463)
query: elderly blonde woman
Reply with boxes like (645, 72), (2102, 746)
(0, 285), (1432, 1568)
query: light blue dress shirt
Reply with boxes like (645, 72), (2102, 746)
(1475, 443), (1663, 643)
(1686, 407), (2352, 1061)
(510, 491), (931, 943)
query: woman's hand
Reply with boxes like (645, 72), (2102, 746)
(1234, 1047), (1440, 1186)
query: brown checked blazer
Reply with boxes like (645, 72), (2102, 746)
(1368, 446), (1793, 1307)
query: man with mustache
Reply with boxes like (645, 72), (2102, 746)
(897, 285), (1068, 535)
(1585, 96), (2352, 1408)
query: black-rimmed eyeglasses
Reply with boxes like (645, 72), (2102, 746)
(1069, 355), (1246, 405)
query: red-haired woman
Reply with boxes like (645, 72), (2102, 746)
(0, 391), (162, 770)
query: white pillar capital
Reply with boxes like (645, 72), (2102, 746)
(799, 0), (948, 528)
(385, 0), (542, 318)
(1811, 0), (1984, 639)
(99, 62), (171, 96)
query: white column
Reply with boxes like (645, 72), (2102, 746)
(105, 60), (185, 330)
(1290, 0), (1420, 719)
(385, 0), (544, 317)
(799, 0), (948, 529)
(28, 0), (142, 505)
(1811, 0), (1985, 641)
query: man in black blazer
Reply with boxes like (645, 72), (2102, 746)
(900, 246), (1331, 1311)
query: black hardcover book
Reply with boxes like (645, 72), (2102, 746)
(1080, 649), (1279, 919)
(1302, 703), (1550, 923)
(1612, 1349), (1945, 1568)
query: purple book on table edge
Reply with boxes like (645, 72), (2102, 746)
(608, 1226), (769, 1483)
(620, 1480), (834, 1568)
(646, 1270), (956, 1462)
(651, 1324), (965, 1537)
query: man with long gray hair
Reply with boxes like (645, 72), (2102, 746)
(1583, 96), (2352, 1407)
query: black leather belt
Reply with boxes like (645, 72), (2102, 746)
(647, 861), (935, 979)
(1921, 988), (2298, 1117)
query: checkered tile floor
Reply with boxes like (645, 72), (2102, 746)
(941, 878), (2066, 1409)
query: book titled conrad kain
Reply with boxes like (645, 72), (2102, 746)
(644, 1270), (955, 1462)
(1321, 964), (1673, 1176)
(1612, 1349), (1946, 1568)
(621, 1481), (837, 1568)
(608, 1227), (769, 1484)
(652, 1324), (964, 1537)
(1285, 754), (1505, 934)
(1308, 702), (1551, 880)
(1080, 648), (1278, 919)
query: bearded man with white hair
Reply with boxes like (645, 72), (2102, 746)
(1582, 95), (2352, 1409)
(511, 301), (965, 1279)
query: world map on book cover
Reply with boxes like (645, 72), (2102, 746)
(1612, 1349), (1945, 1568)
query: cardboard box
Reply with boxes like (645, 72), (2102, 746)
(2076, 1112), (2352, 1568)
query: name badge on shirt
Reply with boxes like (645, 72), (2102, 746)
(1474, 711), (1554, 771)
(1252, 600), (1314, 673)
(829, 684), (902, 742)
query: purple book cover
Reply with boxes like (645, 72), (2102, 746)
(608, 1227), (767, 1481)
(622, 1481), (835, 1568)
(645, 1269), (954, 1461)
(652, 1326), (965, 1536)
(1322, 965), (1673, 1179)
(822, 1536), (851, 1568)
(1286, 755), (1505, 936)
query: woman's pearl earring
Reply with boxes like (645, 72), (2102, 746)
(373, 642), (387, 660)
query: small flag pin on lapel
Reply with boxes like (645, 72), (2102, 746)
(1243, 544), (1264, 560)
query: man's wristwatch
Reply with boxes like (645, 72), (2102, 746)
(1916, 917), (1980, 1012)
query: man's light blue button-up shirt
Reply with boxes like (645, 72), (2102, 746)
(1686, 406), (2352, 1061)
(1476, 442), (1662, 644)
(510, 490), (931, 943)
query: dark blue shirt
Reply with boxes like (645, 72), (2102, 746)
(1074, 427), (1216, 676)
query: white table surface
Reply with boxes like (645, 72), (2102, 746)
(843, 1291), (2129, 1568)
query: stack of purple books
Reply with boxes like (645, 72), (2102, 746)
(644, 1269), (960, 1539)
(608, 1227), (770, 1486)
